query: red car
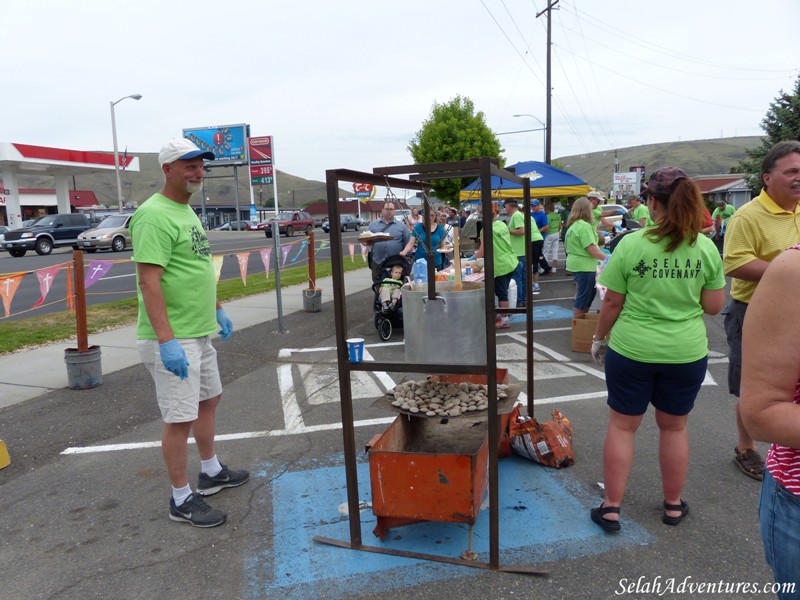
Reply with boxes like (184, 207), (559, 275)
(263, 211), (314, 237)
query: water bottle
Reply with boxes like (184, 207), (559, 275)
(413, 258), (427, 283)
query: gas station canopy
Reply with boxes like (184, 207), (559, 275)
(0, 142), (139, 228)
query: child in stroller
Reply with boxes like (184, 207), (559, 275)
(371, 255), (410, 340)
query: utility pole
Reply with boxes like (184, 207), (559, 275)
(536, 0), (559, 164)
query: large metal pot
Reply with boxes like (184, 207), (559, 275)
(403, 281), (486, 365)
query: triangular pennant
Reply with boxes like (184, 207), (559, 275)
(361, 243), (368, 263)
(0, 273), (25, 317)
(348, 243), (355, 263)
(315, 240), (330, 254)
(84, 260), (113, 289)
(259, 248), (272, 279)
(290, 240), (308, 263)
(236, 252), (250, 286)
(281, 246), (290, 267)
(32, 265), (62, 308)
(212, 255), (224, 282)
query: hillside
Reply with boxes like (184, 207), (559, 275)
(556, 136), (762, 191)
(15, 136), (763, 206)
(18, 152), (349, 209)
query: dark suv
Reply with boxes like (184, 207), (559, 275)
(322, 214), (360, 233)
(3, 213), (93, 257)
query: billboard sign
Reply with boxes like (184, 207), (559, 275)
(182, 123), (249, 165)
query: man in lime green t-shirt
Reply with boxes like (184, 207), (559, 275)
(628, 194), (653, 228)
(504, 199), (542, 307)
(711, 198), (736, 255)
(130, 138), (249, 528)
(543, 203), (562, 272)
(476, 208), (519, 328)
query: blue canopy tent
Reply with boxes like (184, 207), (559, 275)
(459, 160), (589, 200)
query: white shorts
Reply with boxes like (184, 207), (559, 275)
(137, 337), (223, 423)
(543, 235), (560, 262)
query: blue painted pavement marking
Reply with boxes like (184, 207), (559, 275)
(510, 304), (574, 323)
(245, 455), (652, 599)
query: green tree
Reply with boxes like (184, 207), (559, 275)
(737, 75), (800, 193)
(408, 95), (504, 205)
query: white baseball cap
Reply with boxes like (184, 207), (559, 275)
(158, 138), (215, 167)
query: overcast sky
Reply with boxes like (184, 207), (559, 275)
(4, 0), (798, 195)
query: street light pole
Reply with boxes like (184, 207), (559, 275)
(513, 114), (547, 162)
(111, 93), (142, 213)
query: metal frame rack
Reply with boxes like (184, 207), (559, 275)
(314, 157), (545, 575)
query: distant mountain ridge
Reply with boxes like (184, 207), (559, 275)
(18, 152), (349, 209)
(16, 136), (762, 206)
(555, 136), (762, 191)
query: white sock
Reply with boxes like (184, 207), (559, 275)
(201, 455), (223, 477)
(172, 484), (192, 506)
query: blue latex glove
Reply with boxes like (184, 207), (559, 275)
(159, 339), (189, 380)
(216, 308), (234, 340)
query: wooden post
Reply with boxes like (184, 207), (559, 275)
(72, 250), (89, 353)
(453, 226), (462, 290)
(307, 229), (316, 289)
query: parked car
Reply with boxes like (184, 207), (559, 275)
(213, 220), (252, 231)
(2, 213), (93, 257)
(314, 216), (326, 228)
(322, 214), (361, 233)
(600, 203), (630, 229)
(77, 214), (133, 252)
(264, 211), (314, 237)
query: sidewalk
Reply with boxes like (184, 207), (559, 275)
(0, 268), (375, 411)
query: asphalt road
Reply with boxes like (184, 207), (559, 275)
(0, 229), (362, 320)
(0, 264), (782, 600)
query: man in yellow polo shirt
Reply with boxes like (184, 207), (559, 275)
(724, 140), (800, 481)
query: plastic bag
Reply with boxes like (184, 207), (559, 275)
(510, 408), (574, 468)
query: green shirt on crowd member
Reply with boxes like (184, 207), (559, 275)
(565, 219), (601, 273)
(631, 203), (653, 226)
(508, 210), (542, 257)
(481, 219), (519, 277)
(547, 210), (562, 239)
(711, 203), (735, 227)
(598, 229), (725, 364)
(592, 205), (603, 226)
(130, 193), (218, 340)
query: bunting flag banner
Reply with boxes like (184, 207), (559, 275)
(84, 261), (114, 289)
(259, 248), (272, 279)
(236, 252), (250, 286)
(281, 246), (290, 267)
(290, 240), (308, 263)
(315, 240), (330, 254)
(32, 265), (62, 308)
(65, 264), (74, 314)
(360, 243), (368, 263)
(212, 255), (224, 282)
(348, 243), (355, 263)
(0, 272), (25, 317)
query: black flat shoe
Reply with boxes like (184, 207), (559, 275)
(591, 503), (621, 532)
(662, 500), (689, 526)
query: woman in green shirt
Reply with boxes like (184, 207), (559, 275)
(588, 167), (726, 532)
(564, 197), (607, 318)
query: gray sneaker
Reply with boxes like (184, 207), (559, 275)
(196, 464), (250, 496)
(169, 493), (226, 527)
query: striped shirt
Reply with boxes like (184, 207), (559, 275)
(724, 189), (800, 303)
(765, 243), (800, 497)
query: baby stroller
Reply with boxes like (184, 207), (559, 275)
(371, 255), (411, 341)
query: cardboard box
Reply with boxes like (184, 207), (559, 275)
(571, 311), (600, 353)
